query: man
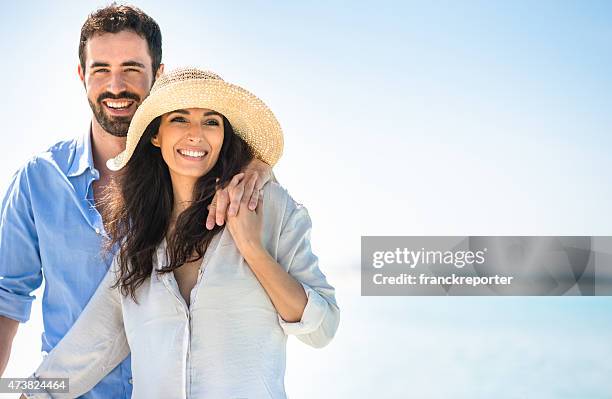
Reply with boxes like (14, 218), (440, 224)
(0, 5), (270, 398)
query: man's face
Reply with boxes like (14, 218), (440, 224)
(80, 30), (155, 137)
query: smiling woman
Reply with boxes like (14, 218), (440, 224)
(153, 109), (226, 185)
(24, 68), (340, 399)
(103, 101), (254, 303)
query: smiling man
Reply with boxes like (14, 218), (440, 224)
(0, 5), (270, 399)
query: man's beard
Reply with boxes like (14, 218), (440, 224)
(89, 91), (141, 137)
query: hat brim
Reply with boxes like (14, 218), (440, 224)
(107, 78), (283, 171)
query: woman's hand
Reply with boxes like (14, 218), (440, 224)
(206, 158), (272, 230)
(226, 194), (308, 323)
(226, 191), (265, 259)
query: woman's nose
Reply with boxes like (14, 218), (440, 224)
(187, 135), (202, 143)
(186, 128), (204, 142)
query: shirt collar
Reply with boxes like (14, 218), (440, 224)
(67, 128), (96, 177)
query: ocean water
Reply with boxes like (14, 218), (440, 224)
(285, 271), (612, 399)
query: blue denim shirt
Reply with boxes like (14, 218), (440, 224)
(0, 131), (132, 399)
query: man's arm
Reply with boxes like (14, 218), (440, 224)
(0, 164), (45, 375)
(0, 316), (19, 376)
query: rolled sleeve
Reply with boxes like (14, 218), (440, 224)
(0, 165), (43, 323)
(0, 286), (37, 323)
(275, 200), (340, 348)
(277, 282), (328, 335)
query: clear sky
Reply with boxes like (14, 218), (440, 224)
(1, 1), (611, 398)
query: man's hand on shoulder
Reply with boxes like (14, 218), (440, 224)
(206, 158), (272, 230)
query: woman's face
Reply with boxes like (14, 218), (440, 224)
(151, 108), (224, 184)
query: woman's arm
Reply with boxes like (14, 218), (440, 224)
(271, 203), (340, 348)
(240, 247), (308, 323)
(24, 263), (128, 398)
(227, 187), (340, 348)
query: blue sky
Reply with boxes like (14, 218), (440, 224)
(1, 1), (611, 398)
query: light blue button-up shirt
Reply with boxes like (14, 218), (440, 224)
(0, 131), (132, 398)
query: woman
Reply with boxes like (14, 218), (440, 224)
(26, 68), (339, 398)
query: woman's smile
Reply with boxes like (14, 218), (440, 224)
(176, 147), (209, 161)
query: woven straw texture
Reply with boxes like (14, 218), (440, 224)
(107, 67), (283, 171)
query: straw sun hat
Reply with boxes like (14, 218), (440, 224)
(106, 67), (283, 171)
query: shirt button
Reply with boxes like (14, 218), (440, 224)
(129, 378), (133, 384)
(95, 228), (101, 235)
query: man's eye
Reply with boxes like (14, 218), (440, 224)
(93, 69), (109, 74)
(125, 68), (140, 73)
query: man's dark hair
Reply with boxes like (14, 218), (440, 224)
(79, 3), (162, 74)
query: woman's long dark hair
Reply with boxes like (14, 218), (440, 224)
(101, 115), (253, 300)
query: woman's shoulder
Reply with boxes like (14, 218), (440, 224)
(262, 182), (310, 228)
(262, 181), (289, 203)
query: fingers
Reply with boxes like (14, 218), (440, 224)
(253, 170), (267, 192)
(242, 173), (258, 210)
(249, 187), (260, 211)
(227, 173), (245, 217)
(206, 192), (218, 230)
(215, 188), (230, 226)
(245, 158), (272, 189)
(206, 173), (252, 229)
(255, 190), (264, 215)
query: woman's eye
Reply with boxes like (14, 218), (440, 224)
(170, 117), (187, 123)
(204, 119), (220, 126)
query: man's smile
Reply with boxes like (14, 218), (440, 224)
(101, 98), (136, 116)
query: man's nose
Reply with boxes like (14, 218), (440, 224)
(107, 72), (128, 94)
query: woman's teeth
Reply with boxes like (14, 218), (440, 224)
(178, 149), (207, 158)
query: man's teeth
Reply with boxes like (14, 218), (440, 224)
(179, 149), (207, 158)
(105, 101), (131, 109)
